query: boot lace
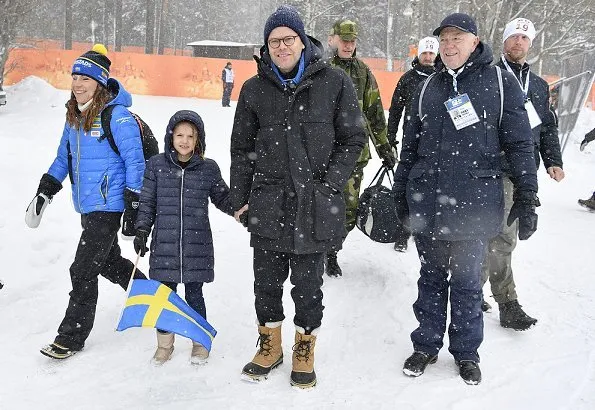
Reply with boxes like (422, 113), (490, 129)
(292, 339), (312, 363)
(256, 333), (273, 357)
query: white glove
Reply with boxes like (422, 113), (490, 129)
(25, 193), (50, 228)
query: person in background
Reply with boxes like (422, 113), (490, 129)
(221, 62), (234, 107)
(481, 17), (564, 330)
(387, 36), (438, 252)
(26, 44), (146, 360)
(134, 110), (233, 365)
(230, 5), (365, 388)
(578, 127), (595, 210)
(326, 18), (395, 276)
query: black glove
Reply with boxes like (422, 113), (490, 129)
(37, 173), (62, 198)
(378, 143), (397, 169)
(239, 212), (248, 228)
(507, 191), (539, 240)
(133, 229), (149, 257)
(394, 191), (409, 228)
(122, 189), (140, 237)
(580, 138), (590, 151)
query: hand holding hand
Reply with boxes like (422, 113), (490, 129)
(234, 204), (249, 227)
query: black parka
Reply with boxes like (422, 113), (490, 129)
(230, 37), (366, 254)
(393, 43), (538, 241)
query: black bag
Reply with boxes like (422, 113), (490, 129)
(100, 105), (160, 161)
(356, 166), (400, 243)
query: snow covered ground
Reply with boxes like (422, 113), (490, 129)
(1, 77), (594, 410)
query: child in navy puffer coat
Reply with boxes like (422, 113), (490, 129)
(134, 110), (233, 365)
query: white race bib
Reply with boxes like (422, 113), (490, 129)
(444, 93), (480, 130)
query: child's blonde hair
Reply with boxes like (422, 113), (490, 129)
(173, 120), (202, 156)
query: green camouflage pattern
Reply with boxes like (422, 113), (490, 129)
(330, 55), (393, 165)
(343, 160), (367, 233)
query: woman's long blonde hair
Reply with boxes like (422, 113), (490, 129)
(65, 85), (113, 132)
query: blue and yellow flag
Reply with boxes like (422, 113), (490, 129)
(116, 279), (217, 351)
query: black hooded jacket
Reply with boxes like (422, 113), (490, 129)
(136, 110), (233, 283)
(230, 36), (366, 254)
(387, 57), (435, 145)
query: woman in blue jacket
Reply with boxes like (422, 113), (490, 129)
(26, 44), (146, 359)
(133, 110), (233, 365)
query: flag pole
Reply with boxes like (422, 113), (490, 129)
(115, 251), (142, 331)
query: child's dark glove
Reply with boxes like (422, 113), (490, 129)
(134, 229), (149, 257)
(122, 189), (140, 237)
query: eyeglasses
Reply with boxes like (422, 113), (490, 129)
(268, 35), (299, 49)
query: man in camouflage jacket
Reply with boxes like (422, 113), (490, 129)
(327, 19), (396, 277)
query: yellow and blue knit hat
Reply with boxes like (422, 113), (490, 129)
(72, 44), (111, 87)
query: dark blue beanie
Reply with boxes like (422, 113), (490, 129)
(263, 5), (308, 48)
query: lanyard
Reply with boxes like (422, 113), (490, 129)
(501, 56), (530, 99)
(447, 66), (465, 95)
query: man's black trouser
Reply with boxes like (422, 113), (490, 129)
(253, 248), (324, 331)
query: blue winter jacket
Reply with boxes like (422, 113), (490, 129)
(393, 42), (538, 241)
(135, 110), (233, 284)
(47, 79), (145, 214)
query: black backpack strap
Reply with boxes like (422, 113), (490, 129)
(100, 104), (120, 156)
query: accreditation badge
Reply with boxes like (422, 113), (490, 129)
(444, 93), (480, 130)
(524, 100), (542, 129)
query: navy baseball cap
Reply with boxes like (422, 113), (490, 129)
(433, 13), (478, 36)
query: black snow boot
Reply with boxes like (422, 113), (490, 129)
(578, 193), (595, 211)
(325, 251), (342, 277)
(402, 351), (437, 377)
(499, 300), (537, 331)
(457, 360), (482, 385)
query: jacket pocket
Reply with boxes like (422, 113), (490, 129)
(247, 182), (286, 239)
(313, 183), (345, 241)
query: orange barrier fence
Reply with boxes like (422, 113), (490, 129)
(5, 48), (594, 110)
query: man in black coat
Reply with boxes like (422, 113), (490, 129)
(394, 13), (538, 385)
(481, 17), (564, 331)
(230, 5), (365, 389)
(387, 36), (438, 252)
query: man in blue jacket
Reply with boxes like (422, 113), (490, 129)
(393, 14), (538, 385)
(481, 18), (564, 330)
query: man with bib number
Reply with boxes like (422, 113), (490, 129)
(393, 13), (538, 385)
(480, 18), (564, 331)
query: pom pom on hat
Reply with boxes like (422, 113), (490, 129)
(72, 43), (111, 87)
(503, 18), (536, 45)
(91, 43), (108, 56)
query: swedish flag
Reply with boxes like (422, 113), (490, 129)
(116, 279), (217, 351)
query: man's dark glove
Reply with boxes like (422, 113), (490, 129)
(122, 189), (140, 237)
(133, 229), (149, 257)
(394, 191), (409, 228)
(580, 130), (595, 151)
(507, 191), (539, 240)
(378, 143), (397, 169)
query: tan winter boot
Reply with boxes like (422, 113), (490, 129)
(152, 331), (174, 365)
(191, 342), (209, 365)
(241, 322), (283, 382)
(290, 327), (318, 388)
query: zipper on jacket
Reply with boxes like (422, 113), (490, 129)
(179, 167), (185, 283)
(483, 109), (488, 147)
(76, 123), (82, 211)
